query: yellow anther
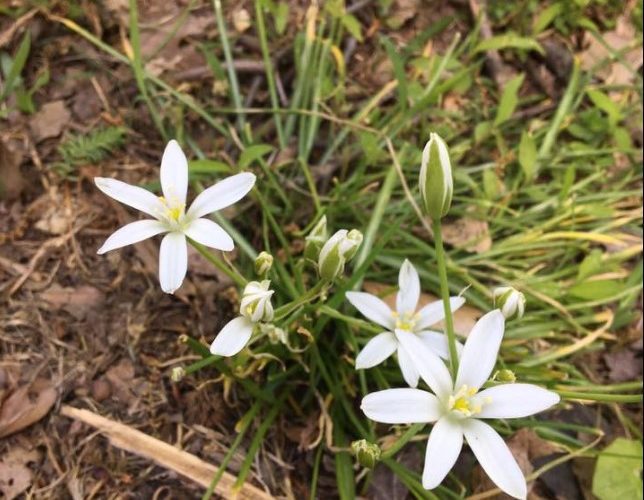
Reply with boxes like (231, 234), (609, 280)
(167, 206), (183, 221)
(449, 385), (486, 418)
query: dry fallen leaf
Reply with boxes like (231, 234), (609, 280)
(40, 284), (105, 320)
(29, 100), (71, 142)
(0, 136), (24, 201)
(0, 446), (40, 500)
(0, 378), (57, 438)
(441, 217), (492, 254)
(363, 281), (481, 336)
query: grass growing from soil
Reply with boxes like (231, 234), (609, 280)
(2, 1), (642, 498)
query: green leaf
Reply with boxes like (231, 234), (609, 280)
(533, 3), (563, 34)
(587, 88), (622, 127)
(0, 31), (30, 102)
(494, 73), (525, 126)
(474, 121), (492, 144)
(273, 2), (289, 35)
(592, 438), (643, 500)
(519, 130), (537, 179)
(188, 159), (232, 174)
(341, 14), (363, 41)
(474, 34), (544, 55)
(382, 36), (407, 106)
(239, 144), (274, 168)
(482, 168), (501, 200)
(577, 249), (603, 281)
(568, 279), (626, 301)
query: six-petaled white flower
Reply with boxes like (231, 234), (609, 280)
(210, 280), (275, 356)
(95, 140), (256, 294)
(346, 259), (465, 387)
(361, 309), (560, 499)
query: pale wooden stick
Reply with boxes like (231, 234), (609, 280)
(60, 405), (272, 500)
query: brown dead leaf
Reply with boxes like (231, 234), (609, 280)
(0, 379), (57, 438)
(602, 348), (642, 382)
(29, 100), (71, 142)
(0, 446), (40, 500)
(363, 281), (481, 336)
(40, 284), (104, 320)
(0, 136), (24, 200)
(442, 217), (492, 253)
(579, 14), (643, 88)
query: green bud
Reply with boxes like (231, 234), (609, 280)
(351, 439), (381, 469)
(318, 229), (363, 281)
(254, 251), (274, 276)
(304, 215), (328, 261)
(494, 369), (517, 383)
(493, 286), (526, 319)
(342, 229), (363, 261)
(419, 132), (453, 219)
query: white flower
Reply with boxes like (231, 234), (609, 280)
(95, 140), (256, 294)
(210, 280), (275, 356)
(493, 286), (526, 319)
(361, 310), (560, 499)
(346, 259), (465, 387)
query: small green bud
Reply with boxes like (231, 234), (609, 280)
(170, 366), (186, 382)
(419, 132), (453, 220)
(240, 280), (274, 322)
(351, 439), (381, 469)
(493, 286), (526, 319)
(304, 215), (328, 261)
(254, 251), (273, 276)
(494, 369), (517, 383)
(318, 229), (363, 281)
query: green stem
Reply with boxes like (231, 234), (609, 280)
(188, 240), (247, 287)
(557, 391), (643, 403)
(432, 218), (459, 377)
(274, 280), (327, 320)
(381, 423), (424, 459)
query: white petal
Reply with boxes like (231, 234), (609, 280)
(455, 310), (505, 391)
(422, 417), (464, 489)
(209, 316), (254, 356)
(97, 220), (167, 254)
(160, 140), (189, 205)
(395, 330), (453, 400)
(397, 344), (420, 388)
(184, 218), (234, 251)
(416, 296), (465, 330)
(345, 291), (394, 330)
(474, 384), (560, 419)
(396, 259), (420, 315)
(361, 388), (441, 424)
(159, 232), (188, 294)
(95, 177), (164, 218)
(417, 330), (463, 360)
(355, 331), (398, 369)
(187, 172), (256, 219)
(463, 419), (527, 500)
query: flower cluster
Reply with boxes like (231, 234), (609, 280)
(94, 137), (560, 499)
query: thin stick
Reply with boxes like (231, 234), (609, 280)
(60, 405), (273, 500)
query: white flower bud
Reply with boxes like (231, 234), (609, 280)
(304, 215), (328, 261)
(318, 229), (363, 281)
(240, 280), (274, 322)
(493, 286), (526, 319)
(254, 251), (273, 276)
(419, 132), (453, 219)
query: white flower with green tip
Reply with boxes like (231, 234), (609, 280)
(361, 309), (560, 499)
(346, 259), (465, 387)
(210, 280), (275, 357)
(95, 140), (255, 294)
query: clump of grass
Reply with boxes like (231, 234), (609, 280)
(53, 125), (126, 177)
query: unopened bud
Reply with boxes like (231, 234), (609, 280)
(254, 251), (273, 276)
(318, 229), (363, 281)
(419, 132), (453, 219)
(351, 439), (381, 469)
(240, 280), (274, 322)
(170, 366), (186, 382)
(494, 369), (516, 383)
(304, 215), (328, 261)
(493, 286), (526, 319)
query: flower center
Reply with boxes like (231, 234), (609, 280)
(158, 196), (185, 226)
(392, 311), (418, 331)
(447, 385), (489, 418)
